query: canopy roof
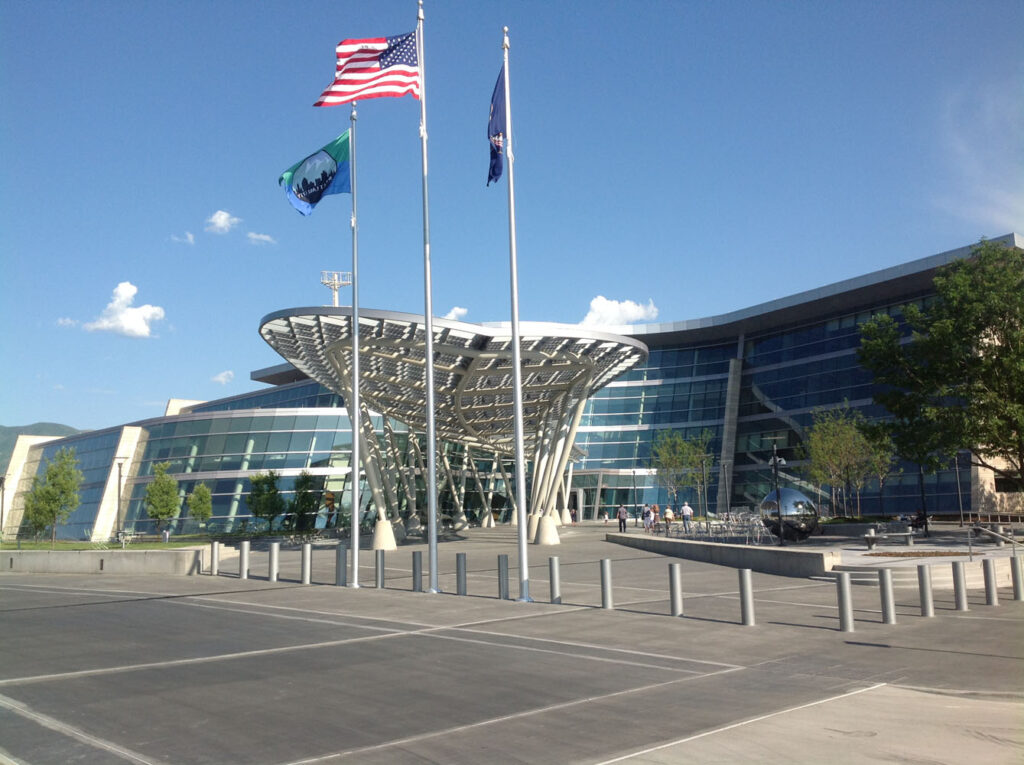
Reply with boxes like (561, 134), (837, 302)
(259, 307), (648, 454)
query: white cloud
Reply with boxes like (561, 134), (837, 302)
(83, 282), (165, 338)
(56, 317), (78, 328)
(247, 232), (277, 245)
(205, 210), (241, 234)
(444, 306), (468, 321)
(936, 77), (1024, 233)
(580, 296), (659, 327)
(211, 370), (235, 385)
(172, 232), (195, 245)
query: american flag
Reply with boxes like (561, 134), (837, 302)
(314, 32), (420, 107)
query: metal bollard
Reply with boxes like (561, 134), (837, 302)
(983, 558), (999, 606)
(375, 549), (385, 589)
(917, 565), (934, 617)
(1012, 555), (1023, 602)
(669, 563), (684, 617)
(994, 525), (1005, 548)
(335, 543), (347, 587)
(550, 557), (562, 604)
(600, 558), (613, 610)
(878, 569), (896, 624)
(210, 540), (219, 576)
(497, 554), (509, 600)
(836, 571), (854, 632)
(952, 561), (968, 611)
(739, 568), (754, 626)
(269, 542), (280, 582)
(301, 543), (312, 585)
(412, 550), (422, 592)
(456, 552), (467, 596)
(239, 540), (250, 580)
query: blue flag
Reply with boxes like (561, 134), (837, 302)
(487, 66), (506, 186)
(279, 131), (351, 216)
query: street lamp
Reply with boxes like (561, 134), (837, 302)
(631, 468), (638, 527)
(701, 454), (711, 533)
(116, 460), (125, 540)
(769, 442), (786, 547)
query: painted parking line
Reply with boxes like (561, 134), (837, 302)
(592, 682), (888, 764)
(279, 666), (745, 765)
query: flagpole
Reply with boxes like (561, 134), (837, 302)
(348, 102), (362, 587)
(503, 28), (532, 602)
(417, 0), (440, 593)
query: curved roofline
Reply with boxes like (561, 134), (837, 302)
(258, 306), (650, 354)
(607, 233), (1022, 346)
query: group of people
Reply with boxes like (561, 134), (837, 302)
(612, 502), (693, 533)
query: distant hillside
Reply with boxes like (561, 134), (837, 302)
(1, 423), (82, 475)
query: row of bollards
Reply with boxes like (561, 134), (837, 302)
(208, 541), (1023, 632)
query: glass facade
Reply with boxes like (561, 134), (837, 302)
(569, 292), (970, 520)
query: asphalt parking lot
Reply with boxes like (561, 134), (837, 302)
(2, 525), (1022, 764)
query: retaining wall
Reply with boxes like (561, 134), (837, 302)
(607, 533), (840, 577)
(3, 549), (203, 576)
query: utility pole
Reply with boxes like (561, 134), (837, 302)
(769, 442), (786, 546)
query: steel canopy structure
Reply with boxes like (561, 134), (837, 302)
(259, 307), (648, 518)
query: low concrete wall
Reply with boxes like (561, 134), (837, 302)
(3, 549), (203, 576)
(606, 533), (840, 577)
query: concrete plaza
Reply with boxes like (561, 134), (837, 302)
(1, 525), (1022, 764)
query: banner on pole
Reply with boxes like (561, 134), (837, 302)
(278, 131), (351, 216)
(315, 32), (420, 107)
(487, 65), (506, 186)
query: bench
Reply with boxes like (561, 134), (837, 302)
(863, 531), (914, 550)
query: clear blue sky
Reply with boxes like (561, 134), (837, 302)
(2, 0), (1021, 430)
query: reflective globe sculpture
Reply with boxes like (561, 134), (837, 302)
(760, 488), (820, 541)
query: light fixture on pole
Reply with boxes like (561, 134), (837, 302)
(769, 443), (786, 546)
(116, 460), (125, 540)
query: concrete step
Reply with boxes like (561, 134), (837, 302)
(816, 559), (1016, 589)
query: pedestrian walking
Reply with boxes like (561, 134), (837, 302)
(616, 504), (628, 533)
(681, 501), (693, 533)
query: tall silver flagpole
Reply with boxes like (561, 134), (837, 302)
(503, 28), (531, 601)
(348, 103), (362, 587)
(417, 0), (440, 593)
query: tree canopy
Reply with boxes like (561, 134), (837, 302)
(186, 482), (212, 526)
(23, 447), (83, 546)
(650, 429), (715, 511)
(802, 407), (896, 516)
(859, 239), (1024, 489)
(144, 462), (181, 532)
(289, 470), (320, 531)
(247, 471), (285, 532)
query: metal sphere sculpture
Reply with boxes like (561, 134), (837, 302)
(760, 488), (820, 541)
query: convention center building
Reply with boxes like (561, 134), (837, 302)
(2, 234), (1020, 540)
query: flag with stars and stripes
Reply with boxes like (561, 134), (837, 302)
(314, 32), (420, 107)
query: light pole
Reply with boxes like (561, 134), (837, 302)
(769, 442), (786, 546)
(631, 468), (638, 527)
(701, 454), (711, 533)
(116, 460), (125, 539)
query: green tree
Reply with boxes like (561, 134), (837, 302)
(247, 471), (285, 533)
(290, 470), (320, 532)
(144, 462), (181, 533)
(186, 482), (213, 527)
(859, 239), (1024, 527)
(23, 447), (83, 547)
(650, 430), (688, 511)
(651, 429), (715, 515)
(803, 408), (894, 516)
